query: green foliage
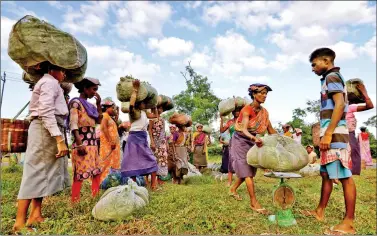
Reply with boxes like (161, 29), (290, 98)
(172, 62), (221, 125)
(364, 115), (376, 128)
(365, 129), (377, 158)
(305, 99), (320, 122)
(207, 145), (223, 156)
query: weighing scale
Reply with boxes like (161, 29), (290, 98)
(264, 171), (302, 227)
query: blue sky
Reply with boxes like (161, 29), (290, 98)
(1, 1), (376, 135)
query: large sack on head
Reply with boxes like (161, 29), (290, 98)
(143, 83), (158, 109)
(158, 95), (174, 111)
(346, 78), (365, 104)
(121, 102), (130, 113)
(169, 113), (190, 126)
(312, 122), (320, 148)
(92, 179), (148, 221)
(246, 135), (309, 172)
(218, 97), (250, 116)
(8, 15), (87, 83)
(116, 76), (148, 102)
(203, 125), (212, 134)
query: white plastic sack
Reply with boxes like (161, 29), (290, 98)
(92, 179), (149, 221)
(247, 135), (309, 172)
(218, 97), (251, 116)
(299, 164), (320, 177)
(184, 163), (202, 179)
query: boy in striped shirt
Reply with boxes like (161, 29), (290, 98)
(301, 48), (356, 235)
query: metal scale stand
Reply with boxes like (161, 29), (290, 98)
(264, 171), (302, 227)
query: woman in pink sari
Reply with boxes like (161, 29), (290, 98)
(358, 127), (373, 166)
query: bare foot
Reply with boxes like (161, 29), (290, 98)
(300, 209), (325, 221)
(13, 224), (36, 235)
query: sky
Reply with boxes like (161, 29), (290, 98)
(1, 1), (376, 136)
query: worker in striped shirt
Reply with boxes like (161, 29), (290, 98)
(301, 48), (356, 235)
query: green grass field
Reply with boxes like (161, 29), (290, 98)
(1, 157), (376, 235)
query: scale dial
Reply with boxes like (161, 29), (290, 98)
(273, 185), (295, 209)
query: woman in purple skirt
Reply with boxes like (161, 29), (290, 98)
(120, 79), (159, 190)
(230, 83), (277, 215)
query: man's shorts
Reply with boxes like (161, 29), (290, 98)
(320, 160), (352, 179)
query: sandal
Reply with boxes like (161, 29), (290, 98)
(229, 192), (242, 201)
(250, 207), (270, 215)
(324, 226), (356, 235)
(300, 209), (324, 221)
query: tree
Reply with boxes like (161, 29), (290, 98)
(305, 99), (321, 122)
(364, 115), (376, 128)
(171, 62), (221, 125)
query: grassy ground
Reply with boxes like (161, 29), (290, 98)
(1, 157), (376, 235)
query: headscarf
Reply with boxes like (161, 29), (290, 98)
(74, 77), (101, 90)
(295, 128), (302, 133)
(196, 123), (203, 129)
(248, 83), (272, 97)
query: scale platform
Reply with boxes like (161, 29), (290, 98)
(264, 172), (302, 227)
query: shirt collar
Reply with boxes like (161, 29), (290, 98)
(321, 67), (340, 80)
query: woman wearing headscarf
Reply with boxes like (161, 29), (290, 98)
(149, 104), (169, 185)
(229, 83), (277, 215)
(346, 83), (374, 174)
(120, 80), (159, 190)
(13, 64), (69, 234)
(192, 123), (209, 171)
(69, 77), (103, 202)
(167, 124), (178, 182)
(99, 97), (121, 184)
(173, 124), (190, 184)
(220, 108), (241, 186)
(358, 127), (373, 166)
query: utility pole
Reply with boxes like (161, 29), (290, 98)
(0, 72), (5, 159)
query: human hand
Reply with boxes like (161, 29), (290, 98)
(94, 92), (101, 106)
(77, 145), (87, 156)
(133, 79), (140, 89)
(56, 141), (69, 158)
(320, 134), (332, 151)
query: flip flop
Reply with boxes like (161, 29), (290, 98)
(250, 207), (270, 216)
(300, 210), (324, 221)
(324, 226), (356, 235)
(229, 192), (242, 201)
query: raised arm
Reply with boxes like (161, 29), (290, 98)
(355, 84), (374, 112)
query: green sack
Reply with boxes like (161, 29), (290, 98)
(8, 15), (87, 83)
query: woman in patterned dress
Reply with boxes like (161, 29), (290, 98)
(149, 105), (169, 185)
(192, 124), (209, 171)
(99, 97), (121, 184)
(69, 77), (103, 202)
(167, 124), (178, 182)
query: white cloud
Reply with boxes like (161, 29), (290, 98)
(83, 43), (160, 84)
(1, 1), (41, 20)
(62, 1), (112, 35)
(170, 61), (182, 67)
(184, 1), (202, 10)
(184, 52), (212, 69)
(203, 1), (282, 31)
(329, 41), (358, 61)
(114, 1), (172, 38)
(214, 30), (255, 63)
(176, 18), (200, 32)
(239, 75), (269, 82)
(147, 37), (194, 57)
(1, 16), (16, 49)
(240, 56), (269, 70)
(360, 34), (376, 62)
(47, 1), (65, 10)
